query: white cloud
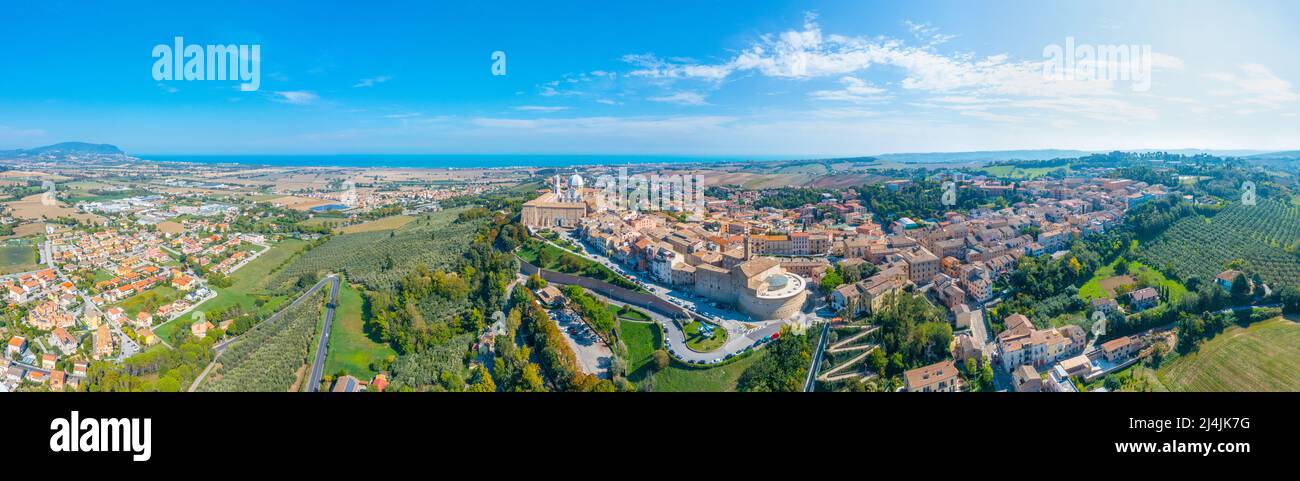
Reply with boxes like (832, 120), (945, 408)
(617, 14), (1186, 122)
(623, 53), (732, 81)
(903, 20), (956, 48)
(271, 91), (320, 105)
(514, 105), (571, 112)
(1205, 63), (1298, 112)
(648, 91), (710, 106)
(353, 75), (392, 88)
(809, 77), (889, 103)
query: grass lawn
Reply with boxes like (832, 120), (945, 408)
(115, 285), (182, 317)
(620, 316), (761, 391)
(1079, 258), (1187, 303)
(155, 239), (309, 342)
(1157, 316), (1300, 392)
(0, 242), (37, 274)
(683, 320), (727, 352)
(92, 269), (115, 282)
(608, 304), (652, 323)
(651, 350), (767, 392)
(620, 319), (662, 383)
(323, 281), (395, 378)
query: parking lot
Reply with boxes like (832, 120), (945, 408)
(547, 307), (613, 378)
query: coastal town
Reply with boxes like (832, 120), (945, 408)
(0, 149), (517, 393)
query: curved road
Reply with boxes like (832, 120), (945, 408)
(588, 291), (784, 363)
(544, 229), (815, 362)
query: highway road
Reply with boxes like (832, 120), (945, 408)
(305, 275), (342, 392)
(189, 274), (340, 392)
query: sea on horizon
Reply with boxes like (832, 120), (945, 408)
(140, 154), (790, 169)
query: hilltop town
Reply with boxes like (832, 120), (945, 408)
(514, 164), (1202, 392)
(1, 150), (1297, 393)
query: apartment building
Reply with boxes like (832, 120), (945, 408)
(996, 314), (1079, 372)
(904, 360), (961, 392)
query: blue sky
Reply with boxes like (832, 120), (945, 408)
(1, 0), (1298, 156)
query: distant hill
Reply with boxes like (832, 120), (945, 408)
(870, 148), (1289, 164)
(0, 142), (125, 157)
(1247, 150), (1300, 160)
(1136, 148), (1270, 157)
(872, 149), (1093, 164)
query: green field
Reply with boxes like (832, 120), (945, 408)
(1078, 258), (1187, 303)
(115, 285), (182, 317)
(651, 351), (767, 392)
(618, 316), (764, 391)
(1158, 316), (1300, 392)
(621, 319), (661, 383)
(0, 242), (38, 274)
(154, 239), (309, 342)
(611, 305), (652, 323)
(323, 281), (395, 378)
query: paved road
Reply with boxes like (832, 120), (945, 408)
(305, 275), (342, 392)
(189, 274), (340, 392)
(545, 229), (798, 362)
(585, 289), (783, 363)
(44, 240), (139, 360)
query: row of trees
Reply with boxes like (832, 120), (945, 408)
(201, 291), (326, 392)
(510, 287), (622, 392)
(85, 333), (220, 392)
(736, 327), (814, 392)
(856, 178), (1027, 225)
